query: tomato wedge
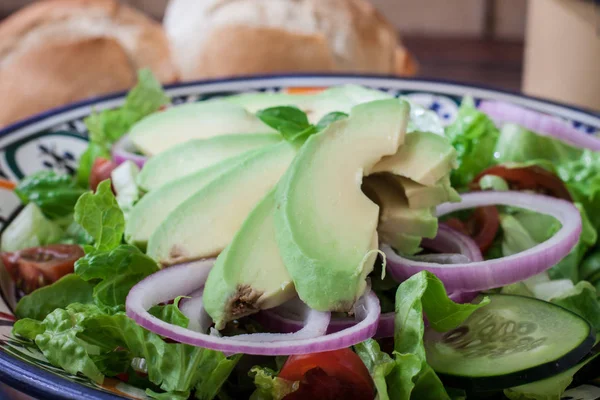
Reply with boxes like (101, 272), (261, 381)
(472, 165), (572, 201)
(90, 157), (118, 192)
(279, 348), (374, 400)
(1, 244), (84, 293)
(445, 206), (500, 254)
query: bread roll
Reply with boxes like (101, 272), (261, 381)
(0, 0), (178, 127)
(164, 0), (417, 80)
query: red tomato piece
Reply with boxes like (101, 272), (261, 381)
(279, 349), (374, 400)
(90, 157), (118, 192)
(472, 165), (572, 200)
(0, 244), (84, 293)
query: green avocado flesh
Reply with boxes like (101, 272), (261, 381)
(372, 131), (457, 186)
(203, 190), (295, 329)
(147, 141), (297, 266)
(137, 133), (281, 192)
(226, 85), (391, 124)
(129, 101), (276, 156)
(125, 150), (262, 250)
(394, 175), (461, 209)
(274, 99), (409, 311)
(362, 174), (437, 255)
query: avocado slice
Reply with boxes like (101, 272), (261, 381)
(392, 175), (461, 209)
(372, 131), (457, 186)
(226, 85), (391, 123)
(274, 99), (409, 311)
(137, 133), (282, 192)
(147, 141), (297, 265)
(125, 149), (261, 250)
(203, 190), (295, 329)
(362, 174), (438, 240)
(129, 101), (276, 156)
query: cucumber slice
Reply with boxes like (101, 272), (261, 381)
(424, 294), (595, 391)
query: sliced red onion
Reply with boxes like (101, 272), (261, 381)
(384, 191), (582, 292)
(112, 135), (147, 168)
(421, 224), (483, 262)
(179, 289), (212, 333)
(478, 100), (600, 151)
(126, 260), (380, 355)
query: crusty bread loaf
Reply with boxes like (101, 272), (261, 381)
(0, 0), (178, 127)
(164, 0), (417, 80)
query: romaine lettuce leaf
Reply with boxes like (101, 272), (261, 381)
(386, 271), (489, 400)
(551, 281), (600, 332)
(77, 69), (168, 186)
(248, 366), (298, 400)
(14, 274), (94, 320)
(445, 97), (499, 188)
(0, 203), (64, 252)
(354, 339), (395, 400)
(494, 124), (581, 166)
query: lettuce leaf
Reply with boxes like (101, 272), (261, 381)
(14, 274), (94, 320)
(74, 180), (125, 252)
(76, 69), (168, 186)
(551, 281), (600, 332)
(248, 366), (298, 400)
(494, 124), (582, 166)
(558, 149), (600, 231)
(444, 97), (499, 188)
(386, 271), (489, 400)
(354, 339), (395, 400)
(14, 171), (86, 220)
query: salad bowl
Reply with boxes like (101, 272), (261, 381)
(0, 74), (599, 400)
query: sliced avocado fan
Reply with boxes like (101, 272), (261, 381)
(147, 141), (297, 266)
(129, 101), (277, 156)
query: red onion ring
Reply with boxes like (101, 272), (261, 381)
(126, 259), (380, 355)
(421, 224), (483, 262)
(384, 191), (581, 293)
(179, 289), (212, 333)
(112, 135), (147, 168)
(478, 100), (600, 151)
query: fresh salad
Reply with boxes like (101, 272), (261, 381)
(2, 69), (600, 400)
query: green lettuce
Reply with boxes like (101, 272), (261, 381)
(14, 171), (86, 220)
(558, 149), (600, 231)
(15, 274), (94, 320)
(386, 271), (489, 400)
(0, 203), (64, 252)
(77, 69), (169, 186)
(444, 96), (499, 188)
(354, 339), (395, 400)
(248, 366), (298, 400)
(74, 179), (125, 252)
(551, 281), (600, 332)
(494, 124), (581, 166)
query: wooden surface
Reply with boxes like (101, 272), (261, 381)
(403, 36), (524, 92)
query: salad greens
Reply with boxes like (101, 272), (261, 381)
(444, 96), (499, 187)
(4, 75), (600, 400)
(12, 179), (239, 399)
(77, 69), (169, 186)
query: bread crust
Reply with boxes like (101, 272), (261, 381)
(0, 0), (177, 127)
(166, 0), (417, 80)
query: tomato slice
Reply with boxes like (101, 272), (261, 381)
(472, 165), (572, 201)
(445, 206), (500, 254)
(1, 244), (84, 293)
(279, 349), (374, 400)
(90, 157), (118, 192)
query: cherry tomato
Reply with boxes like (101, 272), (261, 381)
(445, 206), (500, 254)
(279, 349), (374, 400)
(472, 165), (572, 201)
(0, 244), (84, 293)
(90, 157), (117, 192)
